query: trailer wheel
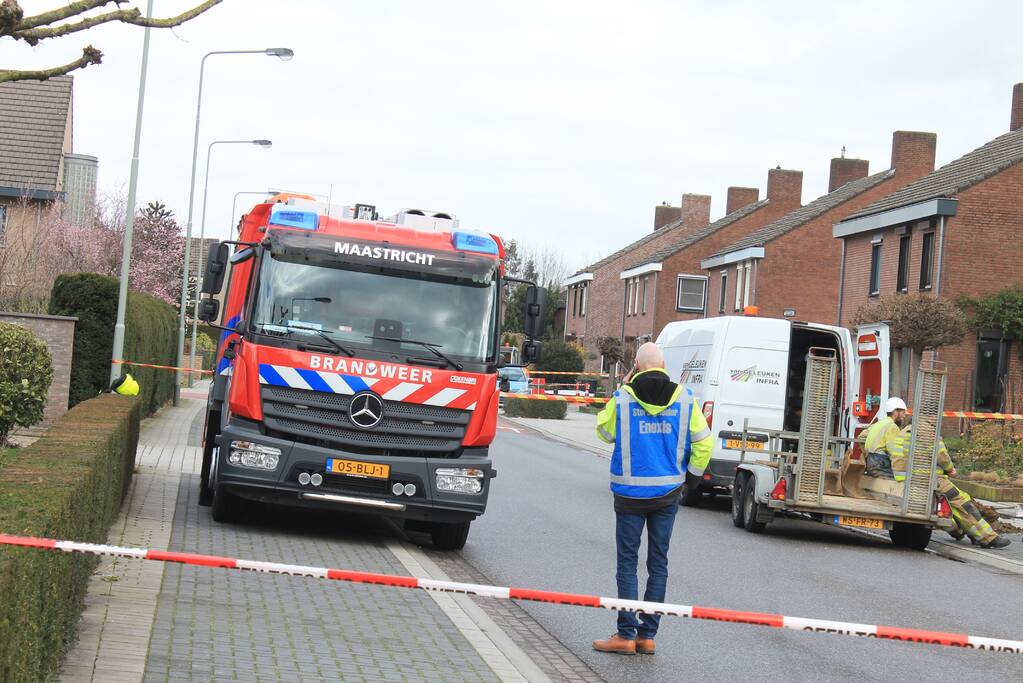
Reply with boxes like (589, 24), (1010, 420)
(742, 481), (766, 533)
(430, 521), (471, 550)
(889, 523), (932, 551)
(731, 474), (747, 528)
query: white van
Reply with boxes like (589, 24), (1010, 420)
(656, 316), (891, 506)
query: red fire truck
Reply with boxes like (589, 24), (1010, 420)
(195, 198), (545, 549)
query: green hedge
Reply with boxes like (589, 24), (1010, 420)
(504, 397), (567, 419)
(49, 274), (178, 415)
(0, 394), (141, 683)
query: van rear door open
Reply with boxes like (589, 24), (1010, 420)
(852, 322), (891, 430)
(714, 318), (789, 467)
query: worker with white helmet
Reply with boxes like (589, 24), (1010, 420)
(858, 396), (907, 478)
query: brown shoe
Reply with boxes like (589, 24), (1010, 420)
(592, 634), (636, 655)
(635, 637), (655, 655)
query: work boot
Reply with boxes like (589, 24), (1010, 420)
(635, 637), (656, 655)
(946, 527), (965, 542)
(592, 634), (636, 655)
(980, 536), (1012, 549)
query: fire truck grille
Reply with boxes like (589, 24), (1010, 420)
(261, 386), (470, 454)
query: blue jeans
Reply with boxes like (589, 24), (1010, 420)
(615, 504), (678, 639)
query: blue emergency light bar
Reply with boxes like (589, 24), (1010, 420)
(269, 205), (319, 231)
(452, 231), (498, 255)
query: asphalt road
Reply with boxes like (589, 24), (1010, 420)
(457, 422), (1023, 682)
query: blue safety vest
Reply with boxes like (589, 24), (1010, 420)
(609, 387), (692, 499)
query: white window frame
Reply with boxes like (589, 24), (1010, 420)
(626, 279), (634, 316)
(580, 284), (587, 316)
(718, 270), (728, 313)
(743, 260), (752, 308)
(641, 276), (648, 314)
(734, 264), (744, 311)
(0, 205), (7, 243)
(675, 274), (708, 313)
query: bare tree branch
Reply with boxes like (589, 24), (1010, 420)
(0, 45), (102, 83)
(11, 1), (117, 33)
(12, 0), (221, 46)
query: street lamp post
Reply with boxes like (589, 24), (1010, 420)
(174, 47), (293, 406)
(187, 140), (272, 383)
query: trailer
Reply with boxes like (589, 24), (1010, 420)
(731, 348), (956, 550)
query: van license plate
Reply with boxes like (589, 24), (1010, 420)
(724, 439), (764, 450)
(326, 458), (390, 479)
(835, 515), (883, 529)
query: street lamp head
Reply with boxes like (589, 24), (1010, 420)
(265, 47), (294, 61)
(252, 139), (273, 148)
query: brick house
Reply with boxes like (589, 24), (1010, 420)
(833, 84), (1023, 413)
(619, 167), (805, 345)
(700, 131), (938, 324)
(564, 194), (712, 372)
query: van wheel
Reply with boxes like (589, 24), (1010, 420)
(889, 523), (932, 551)
(431, 521), (471, 550)
(679, 481), (703, 507)
(742, 482), (766, 533)
(731, 474), (747, 528)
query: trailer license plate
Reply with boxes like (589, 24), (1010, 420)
(326, 458), (389, 480)
(724, 438), (763, 450)
(835, 515), (883, 530)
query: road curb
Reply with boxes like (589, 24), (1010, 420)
(500, 415), (611, 460)
(928, 537), (1023, 575)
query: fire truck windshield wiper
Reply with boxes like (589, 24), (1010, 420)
(367, 335), (464, 370)
(258, 322), (356, 357)
(306, 329), (356, 357)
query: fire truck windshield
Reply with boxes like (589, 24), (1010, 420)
(251, 252), (499, 364)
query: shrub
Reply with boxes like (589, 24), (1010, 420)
(504, 397), (567, 419)
(49, 274), (178, 415)
(0, 323), (54, 444)
(533, 338), (584, 384)
(956, 422), (1023, 477)
(0, 394), (141, 682)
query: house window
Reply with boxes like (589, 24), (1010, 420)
(628, 279), (636, 316)
(734, 264), (744, 311)
(920, 232), (935, 290)
(580, 284), (587, 317)
(896, 233), (911, 292)
(718, 271), (728, 313)
(676, 275), (707, 312)
(641, 277), (648, 314)
(975, 333), (1009, 411)
(869, 241), (882, 296)
(743, 261), (752, 308)
(0, 205), (7, 242)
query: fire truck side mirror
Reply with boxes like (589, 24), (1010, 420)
(202, 242), (231, 295)
(499, 377), (511, 393)
(522, 286), (547, 339)
(197, 297), (221, 323)
(522, 340), (543, 364)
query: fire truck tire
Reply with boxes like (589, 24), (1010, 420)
(211, 485), (240, 523)
(198, 443), (215, 507)
(889, 523), (932, 551)
(731, 473), (747, 528)
(430, 521), (471, 550)
(742, 481), (766, 533)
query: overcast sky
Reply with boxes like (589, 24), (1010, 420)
(9, 1), (1023, 272)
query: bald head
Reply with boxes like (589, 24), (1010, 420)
(635, 342), (664, 372)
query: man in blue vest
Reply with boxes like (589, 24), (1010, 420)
(592, 342), (713, 655)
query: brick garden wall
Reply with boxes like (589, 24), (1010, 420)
(0, 311), (76, 432)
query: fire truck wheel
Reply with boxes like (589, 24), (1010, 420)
(889, 523), (932, 551)
(430, 521), (471, 550)
(731, 473), (747, 528)
(742, 481), (766, 533)
(198, 443), (215, 507)
(211, 485), (240, 523)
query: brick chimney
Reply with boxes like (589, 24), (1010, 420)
(653, 202), (682, 231)
(726, 187), (759, 214)
(766, 168), (802, 210)
(890, 130), (937, 181)
(828, 157), (870, 192)
(1011, 82), (1023, 132)
(680, 193), (712, 229)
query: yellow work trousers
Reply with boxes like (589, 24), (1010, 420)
(937, 477), (998, 545)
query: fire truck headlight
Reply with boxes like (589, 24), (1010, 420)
(435, 467), (484, 495)
(229, 441), (281, 470)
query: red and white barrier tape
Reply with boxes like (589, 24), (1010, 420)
(1, 533), (1020, 654)
(501, 393), (607, 404)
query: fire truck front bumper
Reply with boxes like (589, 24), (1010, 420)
(214, 418), (493, 524)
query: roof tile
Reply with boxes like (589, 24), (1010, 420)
(0, 75), (73, 192)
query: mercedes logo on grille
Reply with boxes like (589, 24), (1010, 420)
(349, 392), (384, 429)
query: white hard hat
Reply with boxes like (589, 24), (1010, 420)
(885, 397), (907, 413)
